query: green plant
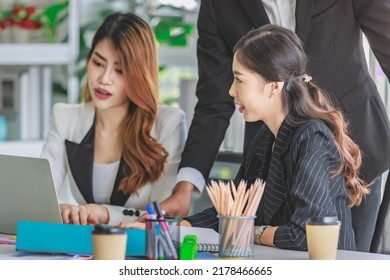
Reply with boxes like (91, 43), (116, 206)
(41, 1), (69, 42)
(153, 16), (194, 47)
(0, 5), (9, 29)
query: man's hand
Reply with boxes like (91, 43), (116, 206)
(160, 181), (195, 217)
(135, 181), (195, 222)
(160, 181), (195, 218)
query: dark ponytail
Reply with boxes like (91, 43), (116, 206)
(234, 24), (369, 206)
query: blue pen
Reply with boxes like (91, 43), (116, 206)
(153, 201), (178, 260)
(147, 203), (155, 215)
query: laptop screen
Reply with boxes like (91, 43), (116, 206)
(0, 155), (63, 235)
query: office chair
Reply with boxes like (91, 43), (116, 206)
(370, 172), (390, 254)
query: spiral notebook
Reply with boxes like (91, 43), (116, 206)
(174, 226), (220, 252)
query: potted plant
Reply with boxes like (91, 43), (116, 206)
(6, 3), (43, 43)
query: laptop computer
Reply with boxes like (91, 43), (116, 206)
(0, 154), (63, 235)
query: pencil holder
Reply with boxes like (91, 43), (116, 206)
(145, 216), (180, 260)
(218, 215), (256, 259)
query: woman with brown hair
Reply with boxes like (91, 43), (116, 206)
(41, 12), (186, 226)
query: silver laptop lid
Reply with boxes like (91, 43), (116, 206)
(0, 154), (62, 235)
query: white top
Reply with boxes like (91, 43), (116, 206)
(262, 0), (296, 31)
(92, 161), (120, 204)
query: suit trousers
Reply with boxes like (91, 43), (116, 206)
(351, 175), (382, 252)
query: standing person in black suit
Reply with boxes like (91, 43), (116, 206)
(158, 0), (390, 252)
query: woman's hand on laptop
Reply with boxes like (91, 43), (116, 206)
(60, 203), (109, 225)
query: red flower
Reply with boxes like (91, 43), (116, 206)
(34, 21), (42, 29)
(18, 19), (35, 29)
(7, 18), (16, 25)
(25, 6), (36, 15)
(11, 6), (21, 15)
(6, 4), (42, 30)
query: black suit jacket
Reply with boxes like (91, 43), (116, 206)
(179, 0), (390, 183)
(187, 118), (357, 251)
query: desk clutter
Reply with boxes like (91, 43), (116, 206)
(144, 201), (222, 260)
(15, 221), (145, 257)
(14, 204), (220, 260)
(0, 235), (16, 245)
(14, 194), (264, 260)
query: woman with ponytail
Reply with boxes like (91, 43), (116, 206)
(41, 12), (186, 226)
(182, 24), (369, 251)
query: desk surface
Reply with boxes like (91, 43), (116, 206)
(1, 243), (390, 260)
(252, 244), (390, 260)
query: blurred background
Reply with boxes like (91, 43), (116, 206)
(0, 0), (389, 164)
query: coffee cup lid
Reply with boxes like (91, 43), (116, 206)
(92, 224), (126, 234)
(306, 216), (340, 225)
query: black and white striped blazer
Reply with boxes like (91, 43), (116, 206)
(187, 118), (357, 251)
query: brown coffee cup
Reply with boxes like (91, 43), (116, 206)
(306, 216), (341, 260)
(92, 224), (127, 260)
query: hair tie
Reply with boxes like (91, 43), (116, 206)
(302, 74), (312, 83)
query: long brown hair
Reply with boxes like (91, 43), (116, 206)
(83, 12), (168, 194)
(234, 24), (369, 207)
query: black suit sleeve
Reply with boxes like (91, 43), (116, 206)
(353, 0), (390, 78)
(178, 0), (236, 180)
(184, 207), (219, 232)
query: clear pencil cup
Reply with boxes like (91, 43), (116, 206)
(145, 216), (180, 260)
(218, 215), (256, 259)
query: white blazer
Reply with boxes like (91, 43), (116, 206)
(41, 102), (187, 225)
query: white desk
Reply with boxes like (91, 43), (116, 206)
(0, 244), (18, 257)
(1, 243), (390, 260)
(252, 244), (390, 260)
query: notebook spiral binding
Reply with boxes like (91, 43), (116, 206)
(198, 243), (219, 252)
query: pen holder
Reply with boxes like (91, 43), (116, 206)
(218, 215), (256, 259)
(145, 216), (180, 260)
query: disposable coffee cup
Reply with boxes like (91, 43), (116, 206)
(306, 216), (341, 260)
(92, 224), (127, 260)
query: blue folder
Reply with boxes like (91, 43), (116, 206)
(16, 221), (146, 256)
